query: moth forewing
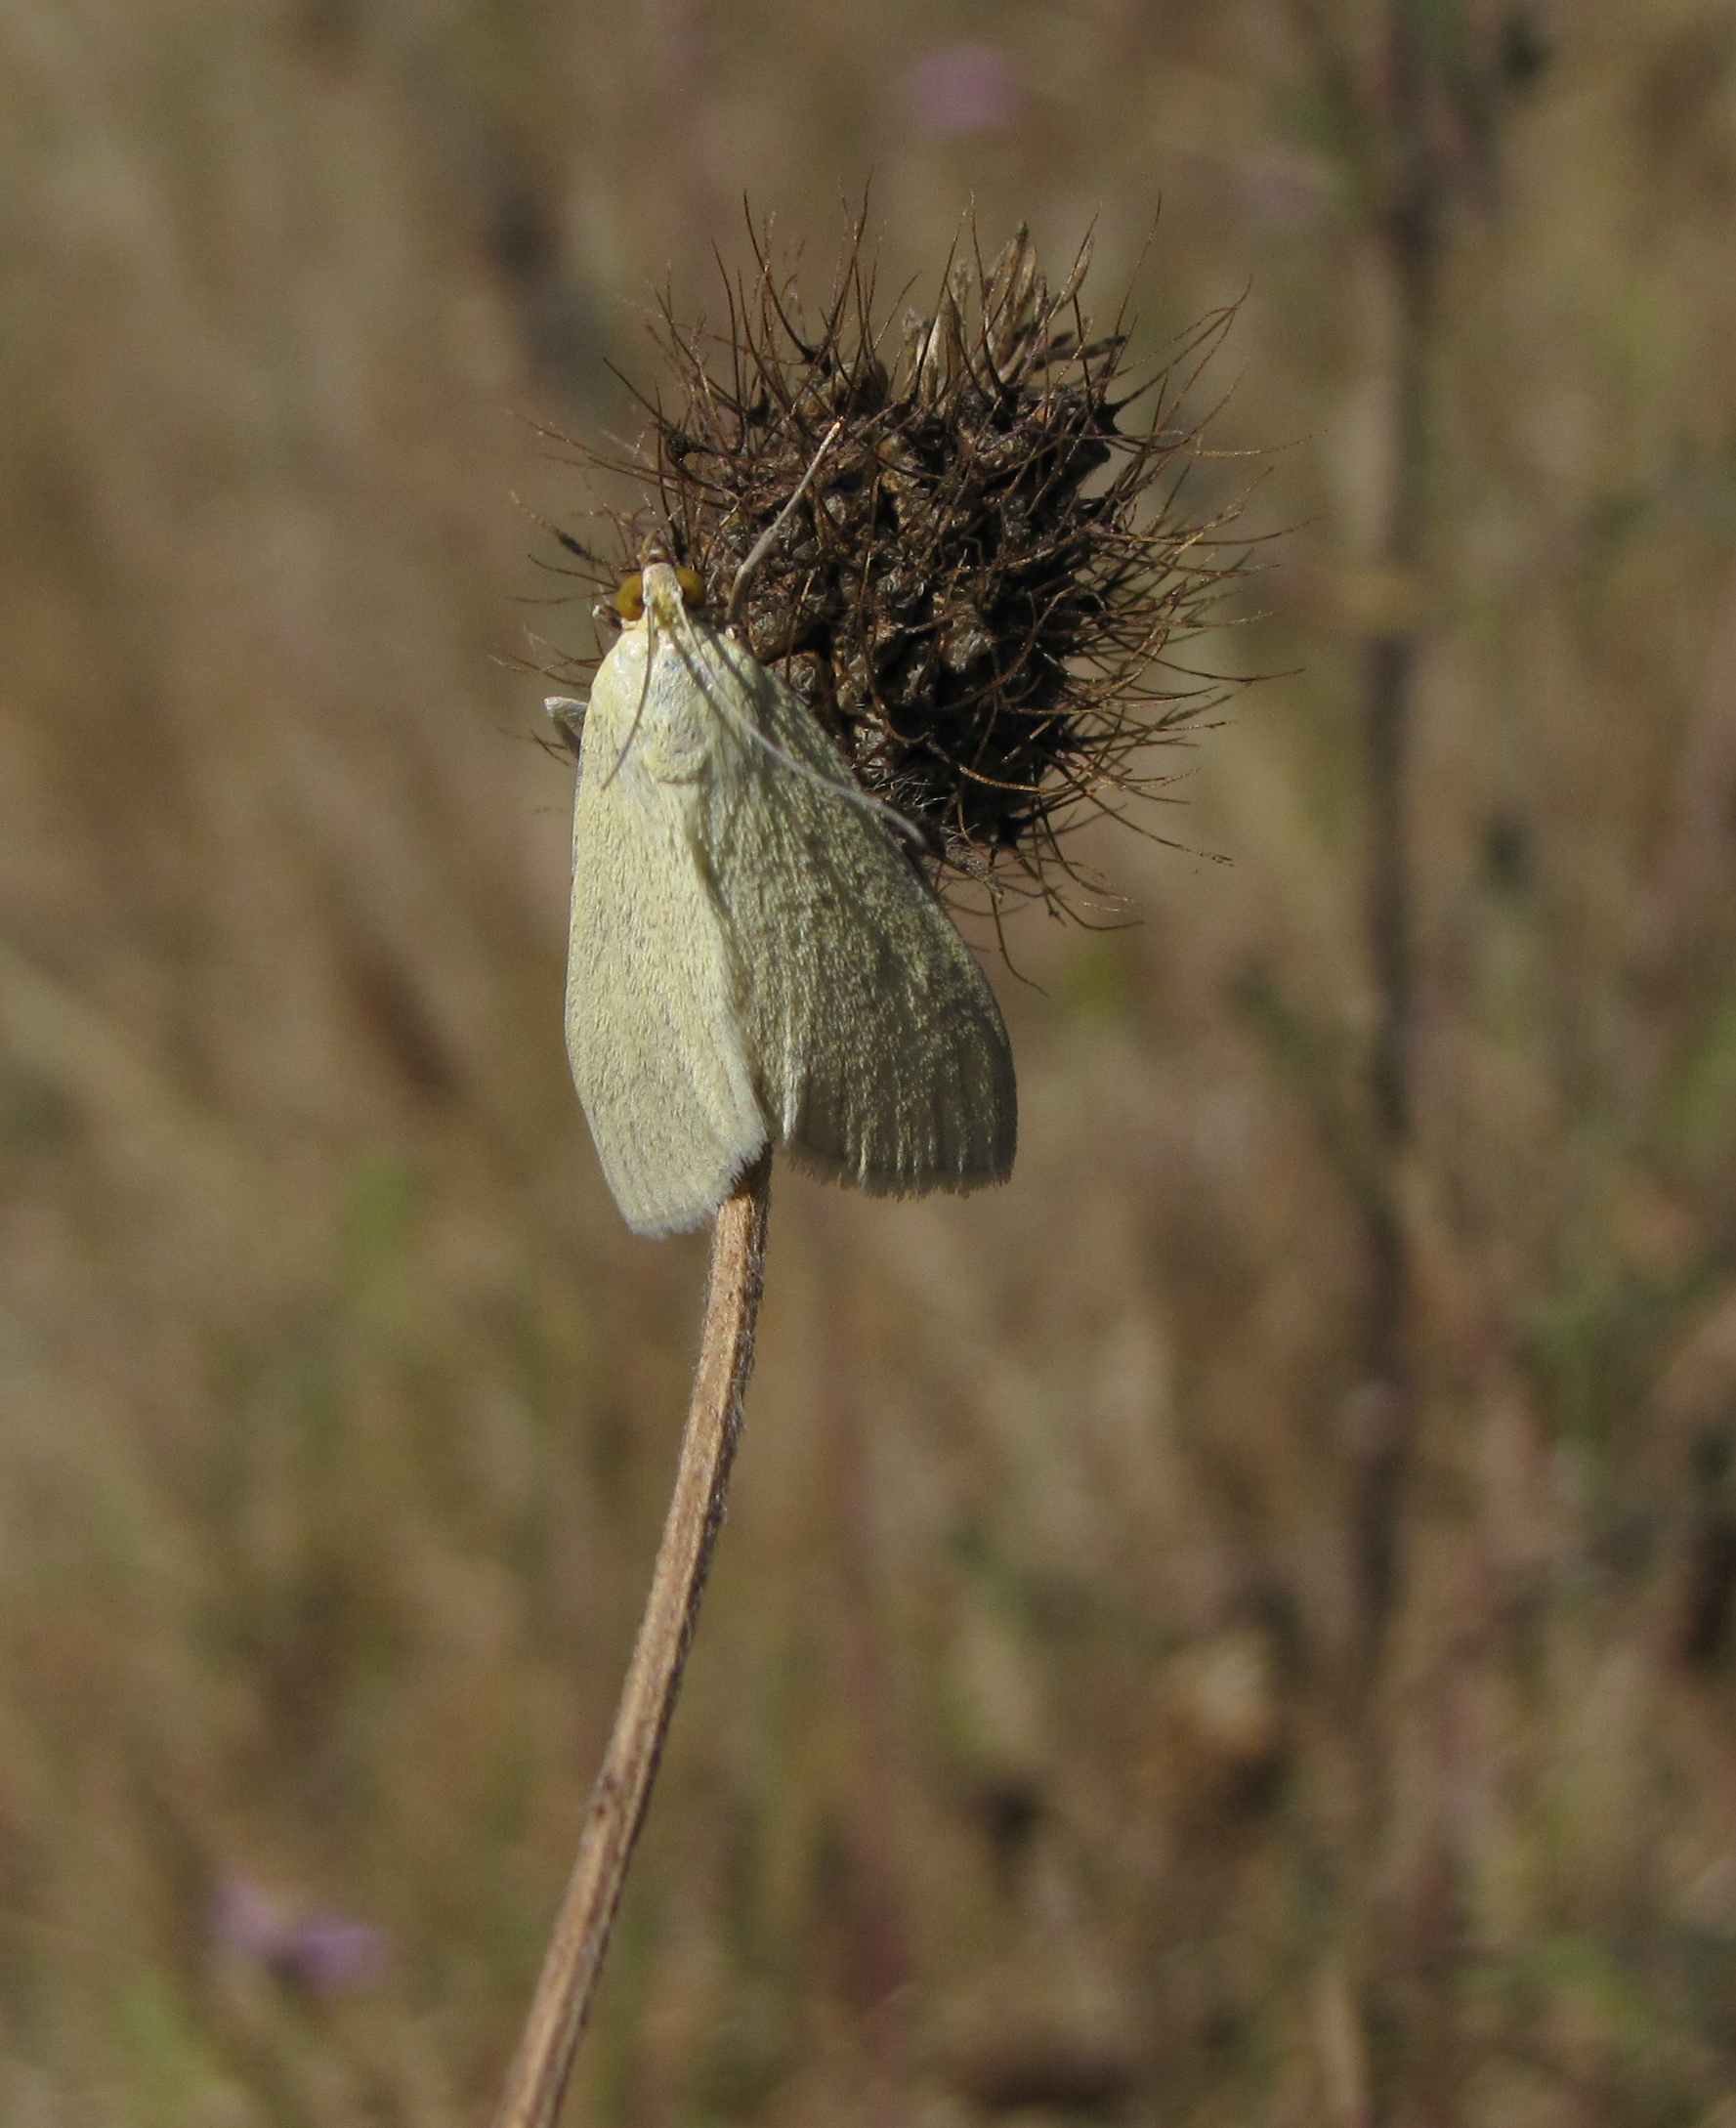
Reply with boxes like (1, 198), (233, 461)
(705, 634), (1017, 1194)
(563, 618), (770, 1237)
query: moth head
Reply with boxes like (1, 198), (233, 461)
(614, 557), (705, 625)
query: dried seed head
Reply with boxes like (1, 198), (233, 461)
(543, 214), (1260, 921)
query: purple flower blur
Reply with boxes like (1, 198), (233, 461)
(212, 1875), (391, 1999)
(904, 42), (1022, 137)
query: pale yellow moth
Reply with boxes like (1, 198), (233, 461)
(549, 560), (1016, 1236)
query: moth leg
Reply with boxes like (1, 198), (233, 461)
(544, 695), (586, 766)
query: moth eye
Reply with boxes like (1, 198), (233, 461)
(675, 567), (704, 609)
(614, 573), (645, 622)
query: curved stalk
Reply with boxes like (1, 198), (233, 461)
(491, 1150), (773, 2128)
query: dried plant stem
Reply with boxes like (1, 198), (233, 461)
(490, 1151), (773, 2128)
(1352, 0), (1440, 1684)
(1348, 10), (1457, 2123)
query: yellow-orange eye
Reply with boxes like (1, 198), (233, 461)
(614, 573), (645, 621)
(674, 566), (703, 608)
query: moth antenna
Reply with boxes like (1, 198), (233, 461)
(600, 612), (659, 789)
(725, 416), (845, 628)
(675, 636), (925, 853)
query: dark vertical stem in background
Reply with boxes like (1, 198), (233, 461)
(1353, 0), (1440, 1686)
(1353, 9), (1454, 2124)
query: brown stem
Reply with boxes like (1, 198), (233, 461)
(1354, 0), (1441, 1680)
(1351, 15), (1459, 2126)
(490, 1150), (773, 2128)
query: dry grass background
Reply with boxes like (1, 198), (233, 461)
(4, 1), (1736, 2122)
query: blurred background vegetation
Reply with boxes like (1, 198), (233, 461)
(5, 1), (1736, 2122)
